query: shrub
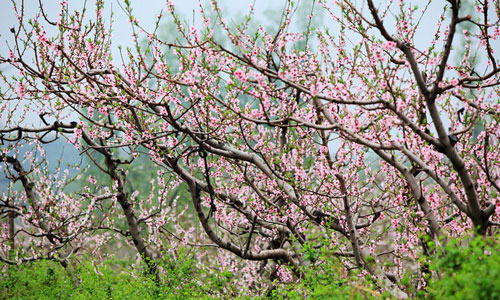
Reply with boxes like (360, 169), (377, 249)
(0, 259), (156, 300)
(425, 235), (500, 300)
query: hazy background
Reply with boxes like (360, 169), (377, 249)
(0, 0), (494, 192)
(0, 0), (297, 191)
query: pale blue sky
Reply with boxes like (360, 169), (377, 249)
(1, 0), (498, 190)
(0, 0), (287, 64)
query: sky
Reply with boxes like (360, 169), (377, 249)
(0, 0), (288, 191)
(1, 0), (474, 73)
(1, 0), (497, 190)
(0, 0), (282, 122)
(1, 0), (495, 138)
(0, 0), (314, 129)
(0, 0), (286, 63)
(1, 0), (484, 79)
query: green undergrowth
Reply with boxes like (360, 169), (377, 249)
(1, 236), (499, 299)
(0, 253), (383, 300)
(0, 251), (234, 300)
(423, 235), (500, 300)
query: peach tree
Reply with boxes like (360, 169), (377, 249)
(1, 0), (499, 297)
